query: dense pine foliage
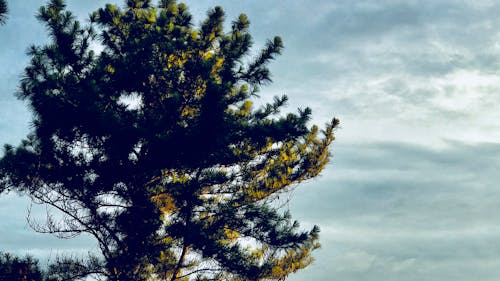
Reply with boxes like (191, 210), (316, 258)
(0, 252), (44, 281)
(0, 0), (338, 280)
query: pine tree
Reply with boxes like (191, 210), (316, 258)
(0, 0), (339, 280)
(0, 0), (7, 25)
(0, 252), (98, 281)
(0, 252), (44, 281)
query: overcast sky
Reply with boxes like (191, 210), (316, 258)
(2, 0), (500, 280)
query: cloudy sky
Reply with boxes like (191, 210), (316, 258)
(2, 0), (500, 280)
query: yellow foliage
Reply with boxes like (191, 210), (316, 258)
(151, 193), (177, 215)
(223, 226), (239, 241)
(181, 106), (195, 117)
(251, 248), (264, 259)
(147, 9), (156, 23)
(238, 100), (252, 116)
(214, 57), (224, 69)
(106, 65), (115, 74)
(201, 51), (213, 60)
(191, 30), (198, 40)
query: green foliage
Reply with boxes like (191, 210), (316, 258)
(0, 0), (339, 280)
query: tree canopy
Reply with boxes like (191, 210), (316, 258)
(0, 0), (338, 280)
(0, 252), (44, 281)
(0, 252), (100, 281)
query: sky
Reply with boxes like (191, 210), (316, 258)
(2, 0), (500, 280)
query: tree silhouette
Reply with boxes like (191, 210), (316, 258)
(0, 0), (7, 25)
(0, 0), (338, 280)
(43, 256), (104, 281)
(0, 252), (100, 281)
(0, 252), (44, 281)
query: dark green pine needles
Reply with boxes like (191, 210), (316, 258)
(0, 0), (339, 280)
